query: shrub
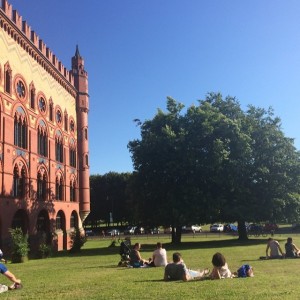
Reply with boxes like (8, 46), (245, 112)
(9, 228), (29, 263)
(69, 229), (87, 253)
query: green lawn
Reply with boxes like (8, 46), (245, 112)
(1, 233), (300, 299)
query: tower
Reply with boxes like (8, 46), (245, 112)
(71, 45), (90, 223)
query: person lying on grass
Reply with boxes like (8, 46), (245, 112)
(210, 252), (233, 279)
(164, 252), (209, 281)
(0, 263), (22, 289)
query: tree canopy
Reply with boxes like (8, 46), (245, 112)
(128, 93), (300, 242)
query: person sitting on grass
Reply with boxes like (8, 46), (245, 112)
(129, 243), (150, 267)
(266, 237), (284, 259)
(210, 252), (233, 279)
(0, 263), (22, 290)
(285, 237), (300, 258)
(150, 242), (168, 267)
(164, 252), (209, 281)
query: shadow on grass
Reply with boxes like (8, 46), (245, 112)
(48, 238), (272, 260)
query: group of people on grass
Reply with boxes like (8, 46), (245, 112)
(128, 241), (253, 281)
(265, 237), (300, 259)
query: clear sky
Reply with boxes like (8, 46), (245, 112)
(7, 0), (300, 175)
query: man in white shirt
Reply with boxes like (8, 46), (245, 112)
(152, 242), (168, 267)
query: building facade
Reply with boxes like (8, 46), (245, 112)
(0, 0), (90, 253)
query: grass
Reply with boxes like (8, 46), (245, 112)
(1, 232), (300, 299)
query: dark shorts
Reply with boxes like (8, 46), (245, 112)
(0, 263), (7, 274)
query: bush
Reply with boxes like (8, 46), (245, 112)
(9, 228), (29, 263)
(69, 229), (87, 253)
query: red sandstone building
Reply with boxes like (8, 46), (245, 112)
(0, 0), (90, 253)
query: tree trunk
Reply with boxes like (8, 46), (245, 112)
(171, 226), (182, 244)
(237, 220), (248, 241)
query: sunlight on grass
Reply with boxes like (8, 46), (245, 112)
(1, 233), (300, 299)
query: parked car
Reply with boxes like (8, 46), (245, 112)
(145, 227), (160, 234)
(124, 226), (136, 235)
(134, 226), (144, 235)
(223, 224), (238, 232)
(210, 224), (224, 232)
(164, 226), (176, 234)
(85, 230), (95, 237)
(106, 229), (120, 236)
(182, 225), (202, 233)
(264, 223), (278, 232)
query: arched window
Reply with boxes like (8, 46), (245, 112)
(49, 100), (53, 122)
(70, 211), (78, 229)
(84, 128), (88, 140)
(37, 170), (47, 201)
(70, 180), (76, 202)
(85, 154), (89, 167)
(69, 139), (76, 168)
(14, 107), (27, 149)
(64, 111), (68, 131)
(37, 121), (48, 157)
(29, 82), (35, 109)
(55, 131), (63, 163)
(13, 164), (26, 198)
(4, 63), (12, 94)
(55, 176), (64, 201)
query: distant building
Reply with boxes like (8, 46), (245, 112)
(0, 0), (90, 253)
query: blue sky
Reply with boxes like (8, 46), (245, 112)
(8, 0), (300, 175)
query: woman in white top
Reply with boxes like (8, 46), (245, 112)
(210, 252), (232, 279)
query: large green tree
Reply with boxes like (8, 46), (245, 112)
(128, 93), (300, 242)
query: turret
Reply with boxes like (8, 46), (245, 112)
(71, 45), (90, 222)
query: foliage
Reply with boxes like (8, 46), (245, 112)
(9, 227), (29, 263)
(37, 232), (52, 258)
(69, 229), (87, 253)
(128, 93), (300, 242)
(6, 235), (300, 299)
(87, 172), (133, 227)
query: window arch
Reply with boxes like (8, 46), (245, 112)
(84, 128), (88, 140)
(70, 211), (78, 229)
(13, 164), (26, 198)
(14, 107), (27, 149)
(85, 154), (89, 167)
(55, 175), (64, 201)
(37, 168), (47, 201)
(64, 110), (68, 131)
(56, 211), (65, 231)
(4, 62), (12, 94)
(55, 131), (64, 163)
(37, 120), (48, 157)
(29, 82), (36, 109)
(69, 139), (76, 168)
(70, 179), (76, 202)
(49, 99), (53, 121)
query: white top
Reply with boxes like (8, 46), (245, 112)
(153, 248), (168, 267)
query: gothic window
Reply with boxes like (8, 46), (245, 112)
(55, 176), (64, 201)
(70, 120), (75, 133)
(55, 132), (64, 163)
(13, 164), (26, 198)
(37, 170), (47, 201)
(29, 83), (35, 109)
(69, 139), (76, 167)
(38, 97), (47, 114)
(14, 107), (27, 149)
(70, 180), (76, 202)
(4, 63), (12, 94)
(49, 100), (53, 121)
(56, 108), (62, 125)
(37, 121), (48, 157)
(64, 111), (68, 131)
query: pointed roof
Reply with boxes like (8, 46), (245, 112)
(75, 45), (81, 58)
